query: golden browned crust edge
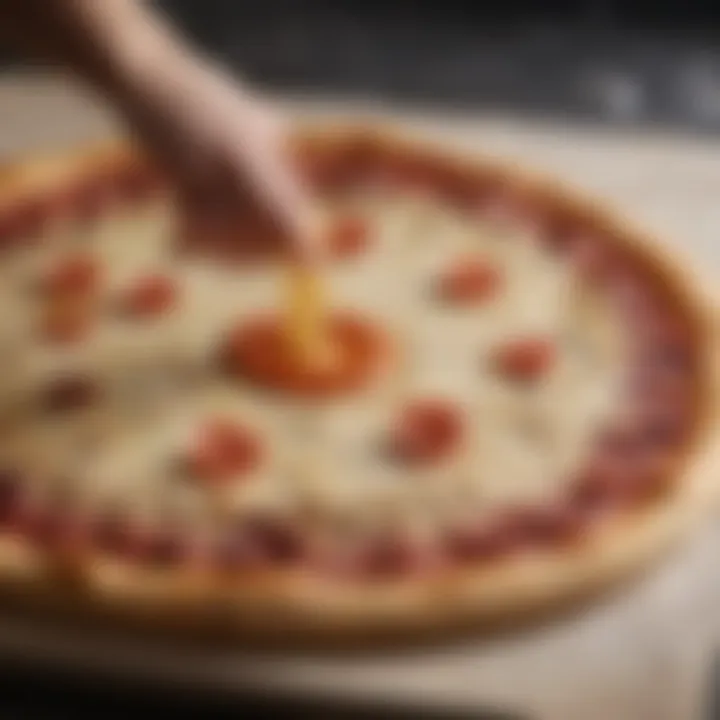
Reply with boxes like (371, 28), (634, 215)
(0, 122), (717, 648)
(0, 141), (135, 201)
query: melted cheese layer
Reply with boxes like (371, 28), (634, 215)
(0, 190), (627, 541)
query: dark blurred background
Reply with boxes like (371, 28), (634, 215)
(4, 1), (720, 133)
(168, 1), (720, 133)
(109, 2), (720, 134)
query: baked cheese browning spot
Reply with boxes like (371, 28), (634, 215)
(0, 469), (25, 527)
(40, 253), (100, 298)
(497, 502), (587, 549)
(356, 530), (436, 579)
(328, 214), (370, 258)
(571, 449), (669, 514)
(211, 490), (310, 567)
(0, 196), (46, 252)
(118, 273), (179, 318)
(211, 520), (289, 574)
(74, 184), (108, 226)
(567, 235), (617, 285)
(0, 205), (27, 250)
(627, 369), (693, 450)
(582, 417), (674, 501)
(89, 505), (149, 557)
(136, 522), (196, 568)
(444, 517), (517, 562)
(445, 490), (594, 563)
(246, 515), (311, 565)
(390, 400), (465, 465)
(436, 257), (502, 304)
(39, 296), (96, 345)
(42, 374), (99, 413)
(114, 164), (162, 204)
(186, 418), (263, 486)
(35, 252), (103, 344)
(22, 477), (92, 556)
(633, 314), (694, 374)
(492, 337), (556, 382)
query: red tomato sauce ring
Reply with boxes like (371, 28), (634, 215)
(222, 312), (390, 399)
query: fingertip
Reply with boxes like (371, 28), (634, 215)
(293, 205), (331, 263)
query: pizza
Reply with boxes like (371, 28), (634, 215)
(0, 124), (715, 646)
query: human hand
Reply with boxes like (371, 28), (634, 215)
(117, 54), (318, 261)
(0, 0), (318, 260)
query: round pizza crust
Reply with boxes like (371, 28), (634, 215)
(0, 123), (717, 648)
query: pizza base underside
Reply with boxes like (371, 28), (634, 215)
(0, 124), (716, 648)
